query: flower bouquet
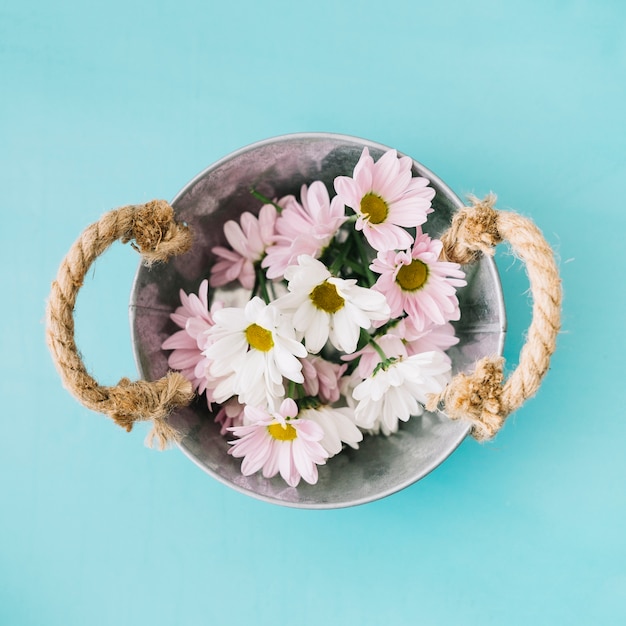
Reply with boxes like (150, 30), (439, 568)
(161, 147), (468, 488)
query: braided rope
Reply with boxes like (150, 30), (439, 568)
(46, 200), (194, 449)
(427, 195), (562, 441)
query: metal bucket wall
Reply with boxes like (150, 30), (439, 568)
(130, 133), (506, 508)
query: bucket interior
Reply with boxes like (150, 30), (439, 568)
(130, 133), (506, 508)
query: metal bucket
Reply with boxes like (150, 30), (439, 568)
(130, 133), (506, 508)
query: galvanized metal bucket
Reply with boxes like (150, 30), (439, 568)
(129, 133), (506, 508)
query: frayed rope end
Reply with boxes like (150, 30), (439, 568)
(426, 356), (509, 442)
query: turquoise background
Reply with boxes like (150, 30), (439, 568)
(1, 1), (625, 624)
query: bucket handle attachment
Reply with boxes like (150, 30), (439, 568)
(46, 200), (195, 449)
(426, 194), (562, 441)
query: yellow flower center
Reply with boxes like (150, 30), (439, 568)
(310, 281), (345, 313)
(360, 193), (389, 224)
(245, 323), (274, 352)
(396, 259), (429, 291)
(267, 422), (298, 441)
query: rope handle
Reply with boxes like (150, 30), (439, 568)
(46, 195), (561, 448)
(426, 194), (562, 441)
(46, 200), (195, 449)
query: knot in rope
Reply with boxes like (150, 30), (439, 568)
(107, 372), (194, 431)
(441, 193), (502, 264)
(426, 357), (508, 442)
(122, 199), (192, 265)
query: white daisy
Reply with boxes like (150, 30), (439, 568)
(204, 297), (307, 407)
(274, 255), (390, 355)
(298, 404), (363, 457)
(352, 351), (451, 435)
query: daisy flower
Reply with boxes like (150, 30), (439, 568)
(370, 231), (466, 331)
(334, 147), (435, 251)
(228, 399), (328, 487)
(214, 397), (245, 436)
(203, 297), (307, 407)
(396, 317), (459, 359)
(275, 255), (390, 355)
(161, 279), (224, 406)
(298, 404), (363, 457)
(262, 182), (347, 279)
(300, 355), (347, 404)
(342, 333), (408, 379)
(352, 351), (451, 435)
(210, 203), (277, 289)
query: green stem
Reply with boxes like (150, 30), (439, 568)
(252, 268), (260, 300)
(343, 257), (370, 277)
(329, 236), (353, 275)
(288, 379), (297, 400)
(368, 336), (388, 363)
(256, 266), (271, 303)
(250, 188), (283, 212)
(371, 315), (403, 339)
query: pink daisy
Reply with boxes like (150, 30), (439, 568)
(370, 231), (466, 331)
(262, 182), (347, 279)
(228, 399), (328, 487)
(300, 355), (347, 404)
(214, 397), (245, 436)
(342, 333), (408, 379)
(334, 147), (435, 251)
(161, 279), (224, 406)
(344, 319), (459, 379)
(210, 203), (277, 289)
(395, 317), (459, 359)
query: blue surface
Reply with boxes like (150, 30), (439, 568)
(1, 1), (625, 624)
